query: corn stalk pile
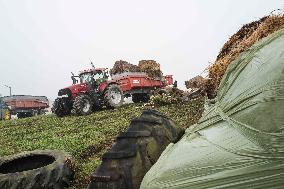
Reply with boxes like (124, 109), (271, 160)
(207, 13), (284, 96)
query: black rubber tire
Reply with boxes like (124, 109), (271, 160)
(72, 95), (93, 116)
(92, 95), (103, 112)
(0, 150), (74, 189)
(132, 94), (150, 103)
(52, 98), (71, 117)
(104, 84), (123, 108)
(87, 109), (185, 189)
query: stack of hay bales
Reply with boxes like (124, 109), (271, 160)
(138, 60), (163, 78)
(110, 60), (140, 76)
(208, 14), (284, 97)
(110, 60), (163, 79)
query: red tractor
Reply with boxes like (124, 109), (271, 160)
(52, 65), (173, 117)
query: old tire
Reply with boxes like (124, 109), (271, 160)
(87, 109), (185, 189)
(132, 94), (150, 103)
(104, 84), (123, 108)
(0, 150), (74, 189)
(72, 95), (93, 116)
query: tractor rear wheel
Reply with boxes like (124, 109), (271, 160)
(104, 84), (123, 108)
(72, 95), (93, 116)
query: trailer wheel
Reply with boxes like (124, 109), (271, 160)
(0, 150), (74, 189)
(72, 95), (93, 116)
(104, 84), (124, 108)
(87, 109), (184, 189)
(17, 112), (33, 119)
(132, 93), (150, 103)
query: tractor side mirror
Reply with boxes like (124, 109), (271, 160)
(71, 76), (78, 84)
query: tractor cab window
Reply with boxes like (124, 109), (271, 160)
(93, 71), (104, 80)
(80, 73), (94, 84)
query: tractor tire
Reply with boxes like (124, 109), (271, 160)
(87, 109), (185, 189)
(52, 98), (71, 117)
(104, 84), (123, 108)
(92, 95), (103, 112)
(72, 95), (93, 116)
(0, 150), (74, 189)
(132, 94), (150, 103)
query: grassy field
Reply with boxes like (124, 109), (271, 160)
(0, 99), (204, 189)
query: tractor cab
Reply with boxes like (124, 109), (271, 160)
(72, 68), (109, 85)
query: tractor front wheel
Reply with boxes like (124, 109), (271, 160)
(52, 98), (71, 117)
(72, 95), (93, 116)
(104, 84), (124, 108)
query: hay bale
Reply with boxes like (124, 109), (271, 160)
(208, 14), (284, 97)
(110, 60), (140, 75)
(138, 60), (163, 78)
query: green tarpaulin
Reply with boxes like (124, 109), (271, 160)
(140, 28), (284, 189)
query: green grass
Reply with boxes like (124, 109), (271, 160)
(0, 99), (204, 189)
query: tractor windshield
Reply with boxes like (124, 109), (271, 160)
(80, 73), (94, 83)
(93, 70), (104, 80)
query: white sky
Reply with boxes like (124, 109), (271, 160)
(0, 0), (283, 100)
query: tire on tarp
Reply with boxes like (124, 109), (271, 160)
(0, 150), (74, 189)
(87, 109), (185, 189)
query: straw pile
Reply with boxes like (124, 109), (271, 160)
(138, 60), (162, 78)
(208, 14), (284, 96)
(110, 60), (163, 78)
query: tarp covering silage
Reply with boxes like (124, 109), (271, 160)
(140, 29), (284, 189)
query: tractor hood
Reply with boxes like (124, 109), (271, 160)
(59, 83), (88, 97)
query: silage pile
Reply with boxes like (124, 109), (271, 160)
(149, 87), (185, 106)
(207, 14), (284, 96)
(145, 87), (204, 107)
(185, 76), (208, 90)
(110, 60), (162, 78)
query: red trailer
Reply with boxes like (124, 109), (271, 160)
(2, 95), (49, 118)
(109, 72), (173, 95)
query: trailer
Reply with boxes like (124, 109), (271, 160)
(110, 72), (173, 102)
(2, 95), (49, 118)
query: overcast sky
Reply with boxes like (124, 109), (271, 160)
(0, 0), (283, 100)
